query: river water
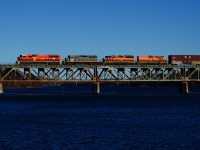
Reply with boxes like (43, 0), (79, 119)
(0, 85), (200, 149)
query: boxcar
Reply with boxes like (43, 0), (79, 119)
(168, 55), (200, 65)
(137, 56), (167, 64)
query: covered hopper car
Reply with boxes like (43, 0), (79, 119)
(137, 56), (167, 65)
(168, 55), (200, 65)
(103, 55), (134, 63)
(16, 54), (61, 65)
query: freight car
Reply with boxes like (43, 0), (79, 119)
(168, 55), (200, 65)
(16, 54), (61, 65)
(103, 55), (134, 64)
(137, 56), (167, 65)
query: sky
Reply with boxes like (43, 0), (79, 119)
(0, 0), (200, 63)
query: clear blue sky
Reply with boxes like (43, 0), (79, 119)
(0, 0), (200, 63)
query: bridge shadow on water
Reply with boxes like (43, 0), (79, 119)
(1, 84), (200, 99)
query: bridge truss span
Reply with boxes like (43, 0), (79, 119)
(0, 64), (200, 82)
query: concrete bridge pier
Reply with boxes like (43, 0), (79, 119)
(93, 82), (100, 94)
(180, 82), (189, 94)
(0, 83), (3, 94)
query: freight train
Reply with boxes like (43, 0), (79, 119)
(16, 54), (200, 65)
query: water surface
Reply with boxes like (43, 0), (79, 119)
(0, 85), (200, 149)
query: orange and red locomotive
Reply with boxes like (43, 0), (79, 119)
(103, 55), (134, 63)
(16, 54), (61, 64)
(137, 56), (167, 65)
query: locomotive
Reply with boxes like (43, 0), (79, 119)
(16, 54), (200, 65)
(103, 55), (134, 63)
(16, 54), (61, 65)
(137, 56), (167, 65)
(64, 55), (98, 63)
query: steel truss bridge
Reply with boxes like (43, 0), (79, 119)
(0, 64), (200, 93)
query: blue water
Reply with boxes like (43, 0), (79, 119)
(0, 85), (200, 149)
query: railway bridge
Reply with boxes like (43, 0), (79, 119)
(0, 64), (200, 94)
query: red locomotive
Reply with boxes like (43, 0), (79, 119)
(16, 54), (61, 64)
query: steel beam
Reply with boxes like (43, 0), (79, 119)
(0, 83), (3, 94)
